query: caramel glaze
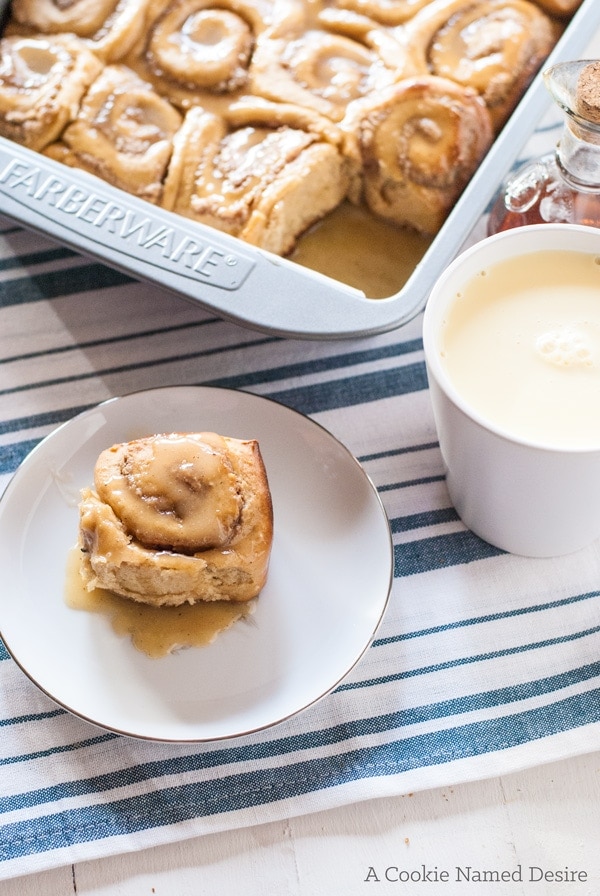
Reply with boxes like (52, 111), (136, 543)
(291, 201), (431, 298)
(65, 546), (256, 657)
(94, 432), (243, 554)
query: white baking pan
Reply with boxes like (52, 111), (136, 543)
(1, 0), (599, 339)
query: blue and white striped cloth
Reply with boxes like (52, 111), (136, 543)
(1, 100), (600, 879)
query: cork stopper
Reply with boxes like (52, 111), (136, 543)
(575, 61), (600, 124)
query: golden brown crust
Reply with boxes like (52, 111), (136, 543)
(162, 98), (356, 254)
(43, 65), (182, 204)
(531, 0), (582, 15)
(342, 75), (493, 234)
(317, 0), (433, 27)
(122, 0), (281, 115)
(0, 33), (102, 151)
(399, 0), (562, 132)
(8, 0), (155, 62)
(249, 25), (404, 123)
(78, 432), (274, 606)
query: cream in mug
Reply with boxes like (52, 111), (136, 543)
(439, 249), (600, 449)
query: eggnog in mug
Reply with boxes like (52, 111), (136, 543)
(439, 249), (600, 449)
(423, 225), (600, 557)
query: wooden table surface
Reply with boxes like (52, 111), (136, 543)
(1, 748), (598, 895)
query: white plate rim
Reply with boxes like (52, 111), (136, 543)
(0, 386), (394, 742)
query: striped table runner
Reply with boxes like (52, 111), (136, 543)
(1, 101), (600, 878)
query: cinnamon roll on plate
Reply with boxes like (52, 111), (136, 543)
(398, 0), (561, 132)
(0, 33), (101, 151)
(162, 97), (356, 255)
(44, 65), (182, 204)
(7, 0), (153, 62)
(342, 75), (493, 235)
(78, 432), (274, 607)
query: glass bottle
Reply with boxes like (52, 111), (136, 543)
(488, 59), (600, 234)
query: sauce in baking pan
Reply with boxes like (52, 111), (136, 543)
(64, 547), (256, 658)
(291, 202), (431, 298)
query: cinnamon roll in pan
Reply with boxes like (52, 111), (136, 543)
(79, 432), (273, 606)
(532, 0), (583, 15)
(124, 0), (288, 114)
(7, 0), (153, 62)
(343, 75), (493, 235)
(162, 98), (355, 255)
(317, 0), (432, 27)
(250, 26), (404, 123)
(0, 33), (101, 151)
(44, 65), (182, 204)
(311, 5), (410, 62)
(399, 0), (561, 132)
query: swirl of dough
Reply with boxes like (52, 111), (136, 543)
(319, 0), (432, 28)
(149, 4), (253, 92)
(148, 0), (253, 91)
(250, 26), (402, 122)
(342, 75), (493, 234)
(125, 0), (290, 113)
(44, 65), (182, 203)
(162, 97), (355, 254)
(399, 0), (561, 132)
(94, 433), (243, 552)
(8, 0), (153, 62)
(78, 432), (274, 605)
(0, 34), (102, 150)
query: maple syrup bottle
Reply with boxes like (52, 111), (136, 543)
(488, 60), (600, 234)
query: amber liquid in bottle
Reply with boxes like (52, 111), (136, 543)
(488, 60), (600, 236)
(489, 170), (600, 233)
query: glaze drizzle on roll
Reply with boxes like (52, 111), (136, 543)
(78, 432), (274, 606)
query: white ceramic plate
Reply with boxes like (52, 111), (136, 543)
(0, 387), (393, 742)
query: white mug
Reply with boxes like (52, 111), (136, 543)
(423, 223), (600, 558)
